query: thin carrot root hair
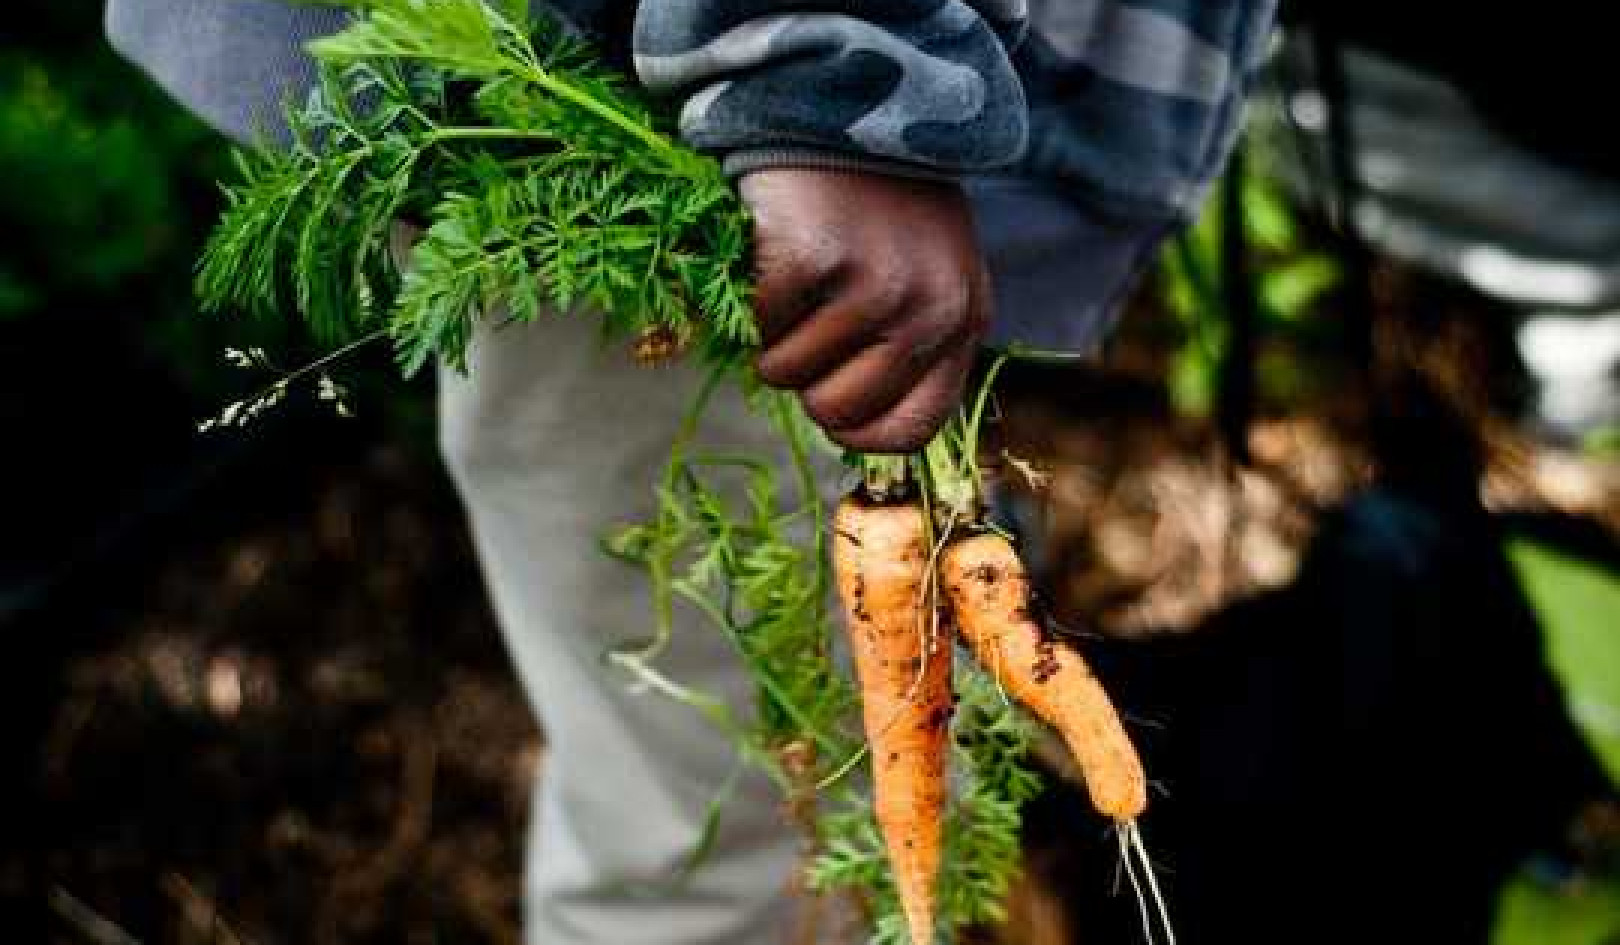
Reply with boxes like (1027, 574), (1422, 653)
(1117, 820), (1175, 945)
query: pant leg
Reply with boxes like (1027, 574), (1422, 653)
(438, 311), (823, 944)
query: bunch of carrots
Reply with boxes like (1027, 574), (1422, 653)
(831, 397), (1162, 944)
(193, 2), (1167, 942)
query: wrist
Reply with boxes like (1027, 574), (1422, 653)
(725, 147), (960, 184)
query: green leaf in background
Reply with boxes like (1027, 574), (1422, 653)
(1151, 149), (1343, 418)
(0, 62), (170, 293)
(1508, 540), (1620, 783)
(1239, 171), (1300, 253)
(1582, 426), (1620, 460)
(1260, 255), (1340, 324)
(1494, 540), (1620, 945)
(1495, 873), (1620, 945)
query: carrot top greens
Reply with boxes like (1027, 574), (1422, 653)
(198, 0), (752, 373)
(197, 1), (1044, 940)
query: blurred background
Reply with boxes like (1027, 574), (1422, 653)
(2, 2), (1617, 943)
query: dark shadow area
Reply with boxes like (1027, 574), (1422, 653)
(0, 368), (524, 942)
(1023, 492), (1617, 945)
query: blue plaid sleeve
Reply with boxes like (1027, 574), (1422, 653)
(631, 0), (1033, 178)
(1015, 0), (1278, 221)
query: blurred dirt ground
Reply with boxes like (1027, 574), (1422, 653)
(9, 443), (537, 945)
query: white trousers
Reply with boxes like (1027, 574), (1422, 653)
(438, 311), (839, 944)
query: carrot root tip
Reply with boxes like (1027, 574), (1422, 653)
(1117, 820), (1176, 945)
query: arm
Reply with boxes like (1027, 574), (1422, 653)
(631, 1), (1031, 451)
(641, 0), (1276, 451)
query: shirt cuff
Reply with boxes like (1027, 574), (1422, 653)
(723, 147), (960, 183)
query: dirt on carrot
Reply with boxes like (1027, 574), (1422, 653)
(942, 533), (1146, 823)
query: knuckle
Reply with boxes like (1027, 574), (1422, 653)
(897, 275), (973, 333)
(753, 349), (794, 388)
(761, 236), (847, 294)
(880, 413), (940, 452)
(837, 418), (931, 454)
(825, 427), (871, 451)
(918, 271), (975, 321)
(845, 401), (949, 453)
(894, 306), (966, 352)
(890, 303), (972, 366)
(852, 260), (911, 317)
(799, 386), (836, 425)
(800, 387), (859, 432)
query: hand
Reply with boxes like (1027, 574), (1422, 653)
(741, 167), (991, 453)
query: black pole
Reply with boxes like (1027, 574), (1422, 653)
(1217, 150), (1257, 465)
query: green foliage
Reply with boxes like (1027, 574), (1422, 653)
(0, 25), (306, 404)
(604, 383), (860, 775)
(809, 666), (1044, 944)
(1156, 161), (1342, 416)
(198, 0), (753, 376)
(1494, 870), (1620, 945)
(198, 2), (1043, 938)
(0, 56), (214, 318)
(1581, 425), (1620, 459)
(1507, 539), (1620, 784)
(939, 669), (1045, 926)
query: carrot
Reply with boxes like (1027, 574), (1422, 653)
(832, 496), (952, 945)
(941, 533), (1146, 822)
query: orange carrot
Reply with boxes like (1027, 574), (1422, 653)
(942, 533), (1146, 822)
(832, 496), (952, 945)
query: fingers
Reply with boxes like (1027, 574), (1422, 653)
(829, 267), (991, 453)
(738, 166), (992, 452)
(798, 339), (935, 432)
(750, 236), (848, 346)
(755, 286), (888, 389)
(822, 342), (977, 453)
(759, 262), (988, 453)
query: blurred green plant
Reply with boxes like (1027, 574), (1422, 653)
(1583, 425), (1620, 459)
(1500, 539), (1620, 944)
(1155, 156), (1343, 417)
(3, 0), (233, 309)
(0, 61), (193, 317)
(2, 15), (423, 425)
